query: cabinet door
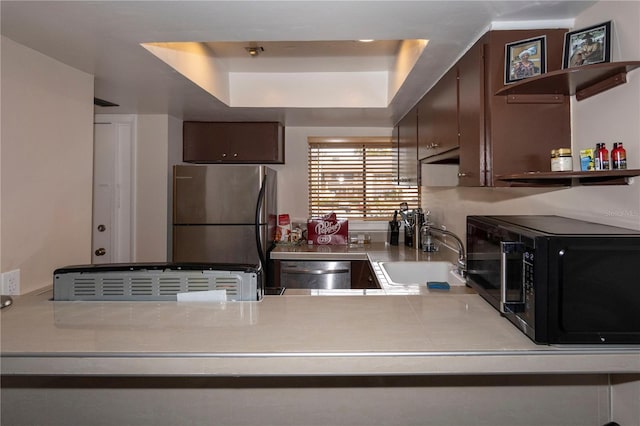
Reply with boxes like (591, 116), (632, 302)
(485, 29), (570, 186)
(392, 124), (399, 184)
(457, 40), (485, 186)
(418, 67), (459, 160)
(183, 122), (284, 164)
(351, 260), (380, 289)
(225, 122), (283, 163)
(398, 106), (419, 186)
(183, 122), (228, 162)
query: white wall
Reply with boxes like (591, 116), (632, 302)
(0, 36), (94, 293)
(422, 1), (640, 239)
(135, 115), (170, 262)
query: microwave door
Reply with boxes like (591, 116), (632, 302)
(500, 241), (526, 314)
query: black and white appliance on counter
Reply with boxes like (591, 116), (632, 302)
(466, 215), (640, 344)
(172, 165), (277, 286)
(53, 263), (261, 301)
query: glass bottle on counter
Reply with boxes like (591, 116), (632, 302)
(612, 142), (627, 170)
(595, 143), (609, 170)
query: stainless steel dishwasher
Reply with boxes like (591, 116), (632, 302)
(280, 260), (351, 289)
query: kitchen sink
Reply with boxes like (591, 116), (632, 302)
(379, 261), (466, 286)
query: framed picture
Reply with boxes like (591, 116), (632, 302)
(563, 21), (612, 68)
(504, 36), (546, 84)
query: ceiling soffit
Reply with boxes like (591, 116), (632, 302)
(142, 39), (427, 109)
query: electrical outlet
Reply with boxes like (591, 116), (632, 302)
(1, 269), (20, 295)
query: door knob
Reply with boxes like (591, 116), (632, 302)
(97, 224), (106, 232)
(95, 248), (106, 256)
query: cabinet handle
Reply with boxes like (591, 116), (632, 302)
(282, 268), (350, 275)
(222, 153), (227, 158)
(458, 172), (468, 177)
(233, 153), (238, 157)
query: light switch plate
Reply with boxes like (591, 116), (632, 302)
(1, 269), (20, 295)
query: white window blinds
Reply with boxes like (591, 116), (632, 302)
(308, 137), (420, 220)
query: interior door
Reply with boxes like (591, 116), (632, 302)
(92, 115), (134, 264)
(92, 123), (116, 263)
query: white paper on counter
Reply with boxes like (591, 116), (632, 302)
(177, 290), (227, 302)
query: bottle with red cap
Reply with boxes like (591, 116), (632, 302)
(596, 142), (609, 170)
(612, 142), (627, 170)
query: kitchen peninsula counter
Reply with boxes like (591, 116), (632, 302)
(3, 242), (639, 376)
(2, 280), (639, 424)
(2, 244), (639, 425)
(1, 285), (638, 377)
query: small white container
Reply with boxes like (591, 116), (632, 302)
(551, 148), (572, 172)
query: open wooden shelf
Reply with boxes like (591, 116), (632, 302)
(496, 169), (640, 186)
(495, 61), (640, 101)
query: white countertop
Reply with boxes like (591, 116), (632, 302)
(2, 243), (638, 377)
(271, 241), (449, 262)
(2, 282), (639, 377)
(273, 241), (470, 295)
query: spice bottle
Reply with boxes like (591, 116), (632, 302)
(596, 143), (609, 170)
(612, 142), (627, 170)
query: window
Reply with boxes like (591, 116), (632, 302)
(308, 137), (420, 220)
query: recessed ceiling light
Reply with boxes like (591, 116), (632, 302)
(245, 46), (264, 57)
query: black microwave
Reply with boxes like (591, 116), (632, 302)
(466, 215), (640, 344)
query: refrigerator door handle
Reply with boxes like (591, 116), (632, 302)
(255, 175), (267, 271)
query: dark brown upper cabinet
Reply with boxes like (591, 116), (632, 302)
(183, 121), (284, 164)
(391, 123), (400, 184)
(419, 29), (571, 187)
(397, 106), (419, 186)
(482, 29), (570, 187)
(418, 66), (459, 162)
(457, 40), (484, 186)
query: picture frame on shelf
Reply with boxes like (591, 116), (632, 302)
(504, 36), (546, 85)
(563, 21), (612, 68)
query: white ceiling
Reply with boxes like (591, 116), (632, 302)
(0, 1), (596, 127)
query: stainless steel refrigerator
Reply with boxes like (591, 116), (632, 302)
(172, 165), (277, 272)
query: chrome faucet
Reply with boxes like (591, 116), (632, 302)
(420, 223), (466, 276)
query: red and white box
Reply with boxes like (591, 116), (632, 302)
(275, 214), (291, 242)
(307, 213), (348, 245)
